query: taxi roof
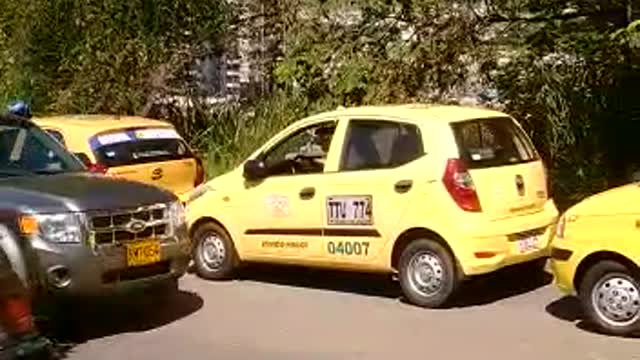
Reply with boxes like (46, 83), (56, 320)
(32, 114), (173, 134)
(306, 104), (508, 124)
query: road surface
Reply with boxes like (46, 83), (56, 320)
(47, 265), (639, 360)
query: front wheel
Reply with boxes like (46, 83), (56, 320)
(579, 260), (640, 336)
(398, 239), (458, 308)
(192, 222), (238, 280)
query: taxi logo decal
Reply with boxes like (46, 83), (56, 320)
(265, 195), (290, 217)
(151, 168), (163, 180)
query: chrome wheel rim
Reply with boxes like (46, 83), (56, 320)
(199, 233), (226, 271)
(591, 274), (640, 327)
(407, 251), (445, 297)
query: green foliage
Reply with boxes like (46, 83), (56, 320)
(0, 0), (227, 114)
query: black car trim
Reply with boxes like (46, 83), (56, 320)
(245, 228), (381, 237)
(550, 247), (573, 261)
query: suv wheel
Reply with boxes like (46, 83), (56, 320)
(579, 260), (640, 336)
(398, 239), (458, 308)
(192, 222), (238, 280)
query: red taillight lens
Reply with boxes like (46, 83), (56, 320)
(442, 158), (482, 212)
(194, 157), (206, 187)
(88, 162), (108, 174)
(0, 296), (34, 335)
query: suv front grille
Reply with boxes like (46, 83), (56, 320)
(89, 204), (170, 245)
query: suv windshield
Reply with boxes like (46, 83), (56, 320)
(0, 120), (85, 177)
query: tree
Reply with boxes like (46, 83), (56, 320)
(0, 0), (228, 122)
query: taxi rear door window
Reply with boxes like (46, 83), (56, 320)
(90, 128), (193, 167)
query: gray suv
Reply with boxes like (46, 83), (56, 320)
(0, 113), (190, 298)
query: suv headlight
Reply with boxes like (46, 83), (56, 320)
(168, 201), (186, 229)
(20, 213), (86, 244)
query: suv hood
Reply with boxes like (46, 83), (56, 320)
(0, 172), (176, 213)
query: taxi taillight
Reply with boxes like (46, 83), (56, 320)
(442, 158), (482, 212)
(194, 157), (206, 187)
(88, 162), (108, 174)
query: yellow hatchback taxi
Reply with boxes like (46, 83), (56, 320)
(550, 184), (640, 336)
(186, 104), (558, 308)
(33, 115), (206, 202)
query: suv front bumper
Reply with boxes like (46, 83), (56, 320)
(30, 226), (191, 297)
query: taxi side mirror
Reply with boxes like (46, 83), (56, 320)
(243, 159), (268, 181)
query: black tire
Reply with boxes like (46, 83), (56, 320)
(578, 260), (640, 336)
(398, 239), (458, 308)
(192, 222), (238, 280)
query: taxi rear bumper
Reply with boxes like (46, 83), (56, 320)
(453, 202), (558, 277)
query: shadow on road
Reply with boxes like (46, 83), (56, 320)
(448, 263), (552, 308)
(37, 287), (203, 358)
(233, 261), (552, 308)
(545, 295), (640, 338)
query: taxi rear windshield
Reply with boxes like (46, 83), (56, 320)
(90, 128), (194, 167)
(450, 117), (538, 169)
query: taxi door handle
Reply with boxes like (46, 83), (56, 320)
(394, 180), (413, 194)
(299, 187), (316, 200)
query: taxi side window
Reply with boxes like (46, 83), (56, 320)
(340, 120), (423, 171)
(262, 121), (337, 177)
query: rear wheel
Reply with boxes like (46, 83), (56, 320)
(398, 239), (458, 308)
(579, 260), (640, 336)
(192, 222), (238, 280)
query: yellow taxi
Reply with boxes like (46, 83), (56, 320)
(550, 183), (640, 336)
(32, 114), (205, 202)
(186, 104), (558, 308)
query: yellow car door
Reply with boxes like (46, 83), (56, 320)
(236, 118), (340, 262)
(89, 127), (204, 201)
(319, 118), (427, 269)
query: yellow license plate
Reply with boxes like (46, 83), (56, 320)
(126, 240), (161, 267)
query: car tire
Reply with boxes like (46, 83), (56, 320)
(578, 260), (640, 336)
(398, 239), (458, 308)
(192, 222), (238, 280)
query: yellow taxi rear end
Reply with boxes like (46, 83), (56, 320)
(34, 116), (206, 202)
(436, 116), (558, 277)
(90, 126), (205, 202)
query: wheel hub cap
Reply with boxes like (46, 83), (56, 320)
(592, 276), (640, 326)
(200, 235), (226, 270)
(408, 252), (444, 297)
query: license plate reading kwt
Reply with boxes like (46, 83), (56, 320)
(126, 240), (161, 267)
(517, 236), (539, 254)
(326, 195), (373, 226)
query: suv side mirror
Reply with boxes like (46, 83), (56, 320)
(243, 159), (267, 181)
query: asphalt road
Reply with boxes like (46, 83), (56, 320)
(45, 265), (639, 360)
